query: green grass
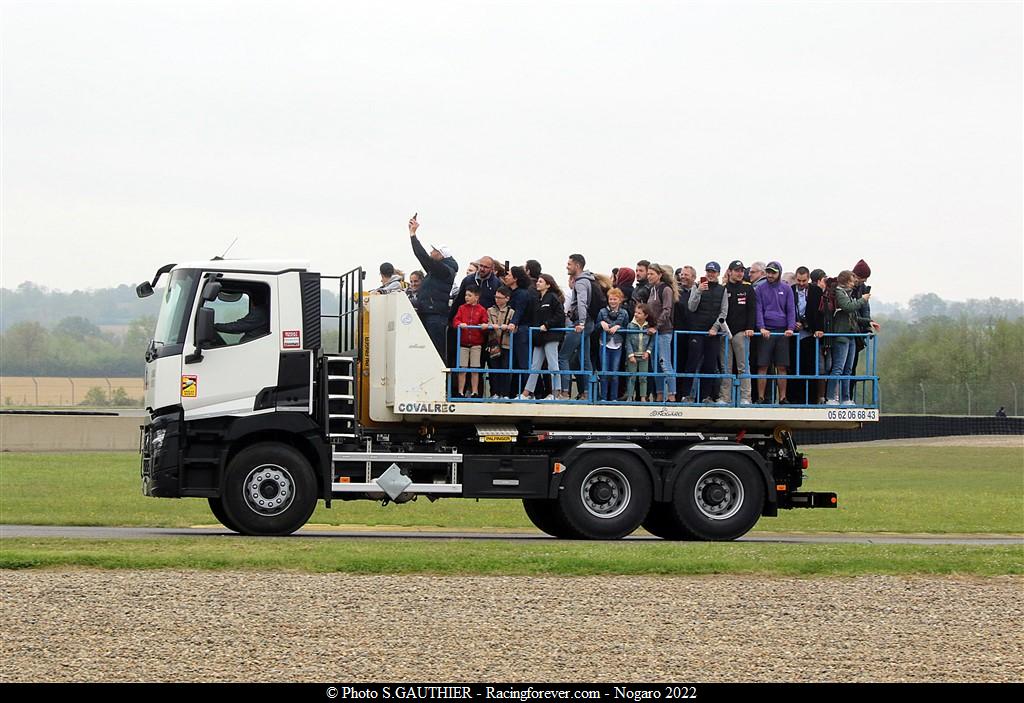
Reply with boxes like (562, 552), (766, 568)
(1, 537), (1020, 576)
(2, 446), (1022, 533)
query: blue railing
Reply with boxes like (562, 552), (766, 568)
(447, 324), (879, 408)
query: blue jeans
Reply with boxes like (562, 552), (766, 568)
(599, 346), (623, 400)
(558, 320), (593, 396)
(827, 336), (856, 402)
(655, 332), (676, 397)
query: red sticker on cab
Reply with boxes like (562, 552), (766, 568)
(282, 330), (301, 348)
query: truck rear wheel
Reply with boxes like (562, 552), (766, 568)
(222, 442), (318, 536)
(522, 499), (581, 539)
(670, 454), (764, 541)
(207, 496), (240, 533)
(641, 502), (697, 540)
(556, 451), (652, 540)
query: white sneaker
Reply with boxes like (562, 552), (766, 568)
(518, 393), (533, 400)
(825, 399), (840, 406)
(714, 399), (729, 405)
(490, 394), (501, 400)
(841, 400), (856, 406)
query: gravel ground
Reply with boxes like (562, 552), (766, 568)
(2, 570), (1021, 683)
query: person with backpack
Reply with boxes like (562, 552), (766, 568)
(646, 263), (680, 402)
(557, 253), (603, 400)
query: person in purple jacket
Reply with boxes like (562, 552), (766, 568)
(754, 261), (796, 403)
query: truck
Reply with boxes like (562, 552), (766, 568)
(137, 259), (879, 540)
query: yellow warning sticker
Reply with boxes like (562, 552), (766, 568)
(181, 375), (198, 398)
(480, 435), (514, 443)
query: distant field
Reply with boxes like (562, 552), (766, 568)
(0, 376), (143, 406)
(1, 446), (1022, 534)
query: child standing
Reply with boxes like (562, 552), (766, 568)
(486, 286), (516, 399)
(597, 288), (629, 400)
(452, 285), (488, 397)
(624, 303), (654, 401)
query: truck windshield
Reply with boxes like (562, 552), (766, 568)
(153, 269), (199, 345)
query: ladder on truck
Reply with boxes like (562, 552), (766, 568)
(320, 267), (363, 442)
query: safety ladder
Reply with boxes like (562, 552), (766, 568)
(319, 266), (364, 443)
(325, 355), (357, 441)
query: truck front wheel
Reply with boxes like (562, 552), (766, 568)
(556, 451), (652, 540)
(669, 454), (764, 541)
(222, 442), (318, 536)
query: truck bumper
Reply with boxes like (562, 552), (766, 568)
(141, 412), (183, 497)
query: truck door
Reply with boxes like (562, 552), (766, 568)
(181, 273), (280, 420)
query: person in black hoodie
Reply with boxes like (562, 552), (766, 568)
(408, 215), (458, 359)
(519, 274), (566, 399)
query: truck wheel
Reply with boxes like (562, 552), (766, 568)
(207, 497), (240, 533)
(222, 443), (318, 536)
(670, 454), (765, 541)
(522, 499), (581, 539)
(557, 451), (652, 540)
(641, 502), (697, 540)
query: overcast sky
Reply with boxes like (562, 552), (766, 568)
(2, 0), (1021, 304)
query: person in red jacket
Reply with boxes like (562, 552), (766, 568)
(452, 285), (489, 397)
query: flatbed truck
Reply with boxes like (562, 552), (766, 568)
(137, 260), (878, 540)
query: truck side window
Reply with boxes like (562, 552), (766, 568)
(203, 281), (271, 347)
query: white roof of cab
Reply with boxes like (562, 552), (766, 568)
(172, 259), (311, 274)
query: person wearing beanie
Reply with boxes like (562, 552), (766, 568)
(615, 267), (636, 308)
(754, 261), (796, 403)
(848, 259), (880, 401)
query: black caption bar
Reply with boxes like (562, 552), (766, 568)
(0, 683), (998, 699)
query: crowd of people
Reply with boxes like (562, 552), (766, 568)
(373, 215), (879, 406)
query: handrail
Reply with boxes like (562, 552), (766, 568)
(444, 323), (879, 408)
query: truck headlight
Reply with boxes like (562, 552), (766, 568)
(151, 429), (166, 452)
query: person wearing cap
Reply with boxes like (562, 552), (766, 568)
(754, 261), (796, 403)
(717, 260), (758, 405)
(408, 215), (458, 359)
(680, 261), (728, 402)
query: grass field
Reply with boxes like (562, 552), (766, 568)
(1, 537), (1020, 576)
(1, 446), (1022, 533)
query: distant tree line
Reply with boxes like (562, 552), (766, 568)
(1, 283), (1021, 415)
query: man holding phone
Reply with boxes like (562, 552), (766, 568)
(680, 261), (728, 402)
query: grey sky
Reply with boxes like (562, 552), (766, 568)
(2, 0), (1021, 304)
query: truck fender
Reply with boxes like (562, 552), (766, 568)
(188, 413), (333, 504)
(663, 442), (777, 513)
(550, 441), (664, 501)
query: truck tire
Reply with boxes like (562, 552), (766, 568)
(522, 499), (581, 539)
(221, 442), (318, 536)
(641, 502), (697, 540)
(207, 496), (241, 533)
(670, 453), (765, 541)
(556, 451), (652, 540)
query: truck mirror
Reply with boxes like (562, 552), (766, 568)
(201, 280), (222, 302)
(186, 308), (217, 364)
(136, 281), (154, 298)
